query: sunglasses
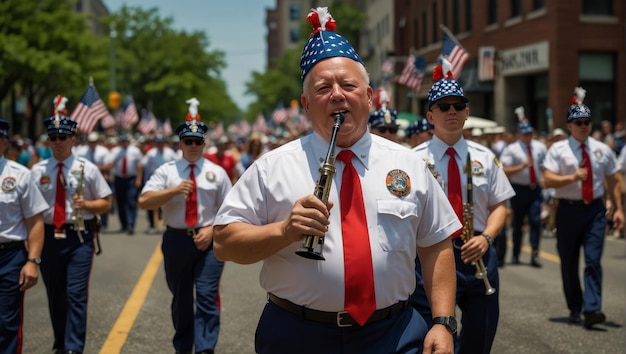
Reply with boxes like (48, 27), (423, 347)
(376, 126), (398, 134)
(182, 138), (205, 146)
(49, 135), (69, 142)
(433, 102), (467, 112)
(572, 119), (592, 127)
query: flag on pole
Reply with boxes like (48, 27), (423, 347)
(120, 96), (139, 130)
(161, 118), (173, 137)
(398, 55), (426, 92)
(478, 46), (496, 81)
(100, 113), (117, 130)
(253, 113), (270, 134)
(440, 26), (469, 80)
(136, 111), (158, 134)
(381, 59), (393, 74)
(71, 82), (112, 134)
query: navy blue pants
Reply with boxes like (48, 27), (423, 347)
(162, 229), (224, 353)
(41, 226), (94, 353)
(114, 176), (137, 231)
(410, 238), (499, 354)
(555, 199), (606, 314)
(255, 301), (427, 354)
(510, 184), (543, 259)
(0, 245), (27, 354)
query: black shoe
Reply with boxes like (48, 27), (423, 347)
(511, 256), (520, 265)
(530, 256), (542, 268)
(568, 312), (582, 324)
(583, 311), (606, 328)
(196, 351), (214, 354)
(175, 351), (192, 354)
(127, 229), (134, 235)
(65, 351), (82, 354)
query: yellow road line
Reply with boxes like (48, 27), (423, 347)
(520, 243), (561, 263)
(99, 242), (163, 354)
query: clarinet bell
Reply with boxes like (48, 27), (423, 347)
(295, 235), (325, 260)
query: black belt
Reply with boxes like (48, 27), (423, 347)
(558, 198), (602, 206)
(267, 293), (407, 327)
(166, 226), (201, 236)
(0, 241), (25, 251)
(512, 183), (540, 190)
(44, 221), (95, 232)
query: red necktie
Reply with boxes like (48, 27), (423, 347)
(185, 163), (198, 227)
(527, 143), (537, 185)
(446, 148), (463, 237)
(580, 143), (593, 203)
(122, 155), (127, 176)
(53, 162), (66, 230)
(336, 150), (376, 326)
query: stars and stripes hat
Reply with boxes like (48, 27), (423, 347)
(427, 58), (468, 109)
(567, 87), (592, 122)
(300, 7), (363, 82)
(0, 119), (9, 138)
(368, 88), (398, 127)
(406, 118), (434, 137)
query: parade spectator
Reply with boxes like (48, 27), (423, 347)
(0, 119), (47, 354)
(30, 111), (112, 354)
(542, 87), (623, 328)
(500, 109), (547, 267)
(237, 133), (266, 171)
(138, 111), (231, 354)
(213, 8), (459, 354)
(204, 136), (239, 184)
(411, 60), (515, 354)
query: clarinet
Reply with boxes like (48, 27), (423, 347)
(73, 161), (86, 244)
(295, 112), (345, 260)
(463, 152), (496, 295)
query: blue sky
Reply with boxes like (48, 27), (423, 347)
(103, 0), (276, 110)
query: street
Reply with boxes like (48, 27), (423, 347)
(22, 214), (624, 353)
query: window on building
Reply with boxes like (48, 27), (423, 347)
(533, 0), (544, 10)
(582, 0), (612, 15)
(289, 3), (301, 21)
(488, 0), (497, 24)
(413, 18), (419, 49)
(290, 27), (300, 43)
(579, 52), (615, 125)
(432, 2), (438, 43)
(442, 0), (448, 27)
(452, 0), (460, 33)
(511, 0), (522, 17)
(465, 0), (473, 31)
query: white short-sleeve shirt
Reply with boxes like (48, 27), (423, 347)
(500, 139), (547, 185)
(215, 132), (461, 311)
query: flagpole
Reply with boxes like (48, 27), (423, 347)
(439, 24), (468, 52)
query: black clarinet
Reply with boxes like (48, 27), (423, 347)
(295, 112), (344, 260)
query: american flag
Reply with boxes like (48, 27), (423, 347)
(253, 113), (270, 134)
(398, 55), (425, 92)
(381, 59), (393, 74)
(71, 83), (112, 134)
(441, 32), (469, 80)
(478, 46), (496, 81)
(161, 118), (173, 137)
(136, 111), (158, 134)
(272, 105), (289, 124)
(120, 96), (139, 130)
(100, 113), (117, 130)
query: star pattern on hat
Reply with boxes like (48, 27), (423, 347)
(567, 104), (591, 121)
(300, 30), (362, 80)
(428, 79), (466, 105)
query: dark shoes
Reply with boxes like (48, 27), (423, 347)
(568, 311), (582, 324)
(583, 311), (606, 329)
(511, 256), (520, 265)
(530, 256), (542, 268)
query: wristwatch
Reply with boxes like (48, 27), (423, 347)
(482, 233), (494, 246)
(433, 316), (457, 335)
(27, 257), (41, 265)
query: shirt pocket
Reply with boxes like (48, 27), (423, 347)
(375, 199), (419, 251)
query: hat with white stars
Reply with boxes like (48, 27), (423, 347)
(427, 58), (469, 109)
(368, 88), (398, 128)
(567, 86), (592, 121)
(300, 7), (363, 82)
(406, 118), (434, 136)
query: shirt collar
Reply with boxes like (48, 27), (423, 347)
(310, 131), (371, 170)
(430, 135), (467, 162)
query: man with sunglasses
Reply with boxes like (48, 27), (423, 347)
(368, 101), (400, 143)
(138, 115), (231, 354)
(542, 90), (623, 329)
(0, 119), (47, 354)
(31, 113), (112, 354)
(410, 62), (515, 354)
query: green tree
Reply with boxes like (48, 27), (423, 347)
(108, 6), (239, 127)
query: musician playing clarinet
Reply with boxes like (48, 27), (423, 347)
(411, 61), (515, 354)
(213, 7), (460, 354)
(31, 98), (112, 354)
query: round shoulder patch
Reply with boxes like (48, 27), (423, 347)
(2, 177), (16, 192)
(386, 169), (411, 197)
(205, 171), (217, 183)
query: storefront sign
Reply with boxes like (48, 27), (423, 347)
(499, 41), (549, 76)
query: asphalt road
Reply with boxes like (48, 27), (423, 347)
(21, 213), (624, 353)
